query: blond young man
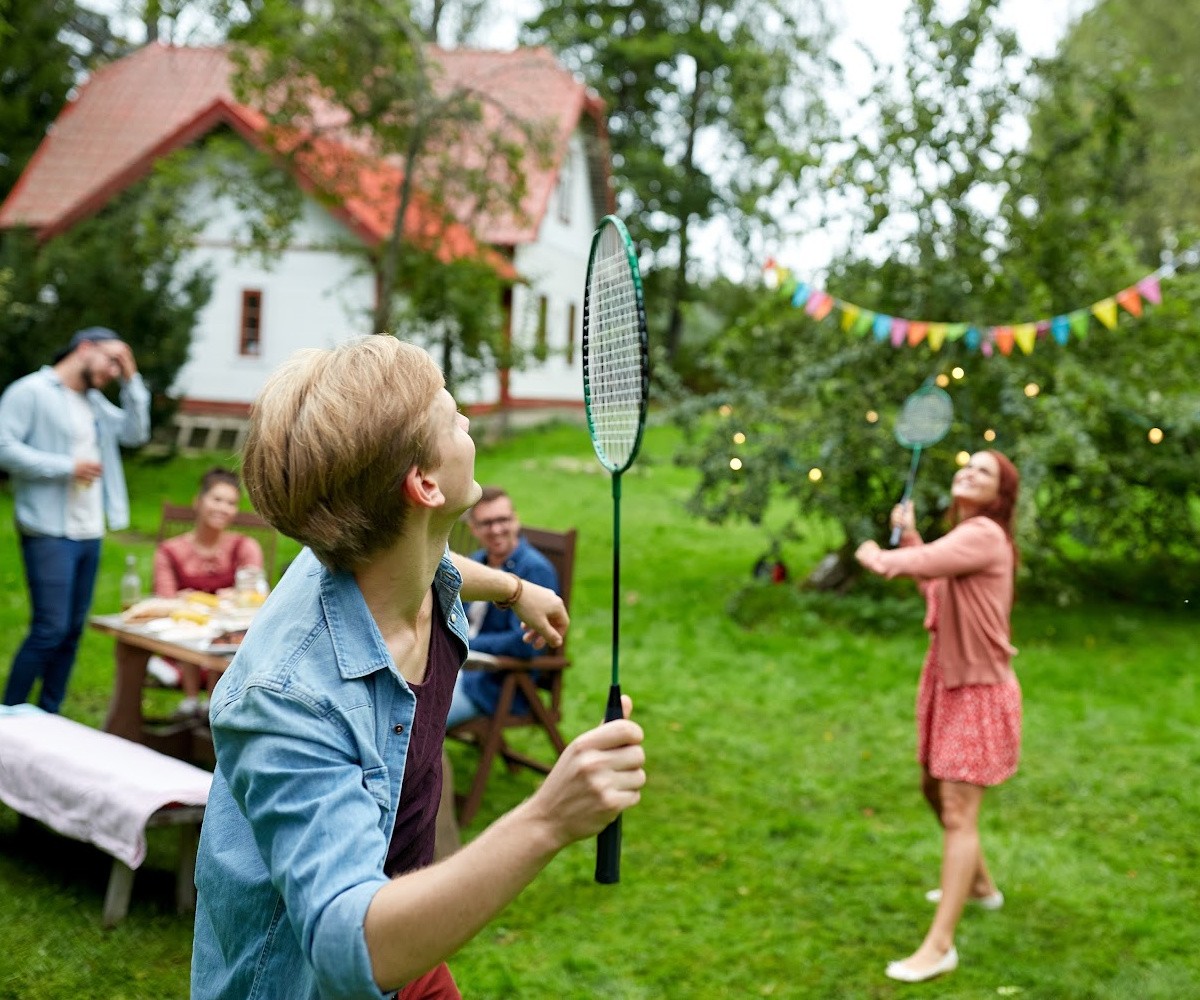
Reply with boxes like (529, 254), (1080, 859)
(191, 336), (645, 1000)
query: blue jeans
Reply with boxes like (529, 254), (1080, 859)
(445, 671), (486, 729)
(3, 534), (102, 713)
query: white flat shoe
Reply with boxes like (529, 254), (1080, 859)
(886, 946), (958, 982)
(925, 887), (1004, 910)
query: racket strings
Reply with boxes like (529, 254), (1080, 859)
(896, 393), (953, 447)
(586, 238), (645, 469)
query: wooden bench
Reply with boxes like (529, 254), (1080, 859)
(0, 708), (210, 927)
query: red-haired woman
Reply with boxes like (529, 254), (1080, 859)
(856, 450), (1021, 983)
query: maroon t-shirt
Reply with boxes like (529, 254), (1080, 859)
(385, 598), (462, 878)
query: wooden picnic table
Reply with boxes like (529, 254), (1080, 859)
(91, 613), (236, 762)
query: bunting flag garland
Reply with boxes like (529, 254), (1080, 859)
(761, 242), (1200, 356)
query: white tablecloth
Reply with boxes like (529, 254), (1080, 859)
(0, 706), (211, 868)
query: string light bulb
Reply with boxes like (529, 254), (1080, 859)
(1024, 383), (1040, 398)
(951, 367), (965, 380)
(808, 468), (823, 482)
(983, 429), (996, 442)
(1148, 427), (1164, 444)
(866, 410), (879, 423)
(729, 457), (743, 470)
(732, 432), (746, 444)
(955, 451), (971, 466)
(936, 374), (950, 388)
(718, 404), (733, 417)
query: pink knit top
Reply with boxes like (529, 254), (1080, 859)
(860, 516), (1017, 688)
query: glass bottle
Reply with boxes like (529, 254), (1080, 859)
(120, 554), (142, 611)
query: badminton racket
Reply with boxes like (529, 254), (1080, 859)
(582, 215), (649, 885)
(890, 382), (953, 546)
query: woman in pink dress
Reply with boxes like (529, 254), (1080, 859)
(856, 450), (1021, 983)
(153, 467), (263, 715)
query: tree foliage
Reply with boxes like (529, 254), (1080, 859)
(0, 168), (213, 425)
(0, 0), (77, 200)
(1046, 0), (1200, 259)
(671, 0), (1200, 604)
(1, 1), (216, 419)
(523, 0), (834, 361)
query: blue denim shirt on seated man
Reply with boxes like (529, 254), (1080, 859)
(0, 327), (150, 712)
(445, 487), (560, 729)
(191, 336), (645, 1000)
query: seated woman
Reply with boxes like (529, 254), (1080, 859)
(152, 467), (263, 715)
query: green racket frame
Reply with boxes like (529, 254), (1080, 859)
(582, 215), (649, 885)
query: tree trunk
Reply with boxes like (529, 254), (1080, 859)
(441, 329), (455, 394)
(665, 70), (707, 361)
(805, 537), (859, 592)
(372, 120), (426, 336)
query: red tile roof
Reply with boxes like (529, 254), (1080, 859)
(0, 43), (609, 267)
(430, 46), (611, 245)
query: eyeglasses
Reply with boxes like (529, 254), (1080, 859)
(473, 515), (514, 530)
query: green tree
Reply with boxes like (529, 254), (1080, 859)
(0, 0), (77, 200)
(523, 0), (833, 362)
(0, 168), (213, 425)
(207, 0), (551, 391)
(1047, 0), (1200, 258)
(671, 0), (1200, 603)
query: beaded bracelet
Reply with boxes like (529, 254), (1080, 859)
(493, 572), (524, 610)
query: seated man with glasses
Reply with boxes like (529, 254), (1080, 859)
(445, 487), (559, 728)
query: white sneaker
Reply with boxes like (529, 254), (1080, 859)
(925, 887), (1005, 910)
(172, 696), (200, 719)
(146, 655), (181, 687)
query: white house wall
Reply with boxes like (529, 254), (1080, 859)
(173, 191), (374, 405)
(176, 130), (599, 411)
(459, 131), (597, 407)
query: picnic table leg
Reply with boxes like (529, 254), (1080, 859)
(102, 859), (135, 929)
(176, 823), (199, 914)
(434, 749), (462, 860)
(103, 640), (151, 744)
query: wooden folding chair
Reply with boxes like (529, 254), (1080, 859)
(447, 526), (576, 825)
(157, 502), (278, 583)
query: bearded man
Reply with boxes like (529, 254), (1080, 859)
(0, 327), (150, 711)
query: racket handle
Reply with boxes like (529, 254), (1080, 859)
(889, 523), (903, 547)
(594, 684), (624, 885)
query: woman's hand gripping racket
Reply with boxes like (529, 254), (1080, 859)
(582, 215), (649, 884)
(890, 382), (953, 546)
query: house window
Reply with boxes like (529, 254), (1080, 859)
(535, 295), (549, 357)
(239, 289), (263, 357)
(566, 302), (577, 364)
(556, 151), (574, 224)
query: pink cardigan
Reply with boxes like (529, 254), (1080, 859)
(861, 516), (1017, 687)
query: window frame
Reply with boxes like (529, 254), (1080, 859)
(238, 288), (263, 357)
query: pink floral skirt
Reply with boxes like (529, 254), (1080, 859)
(915, 652), (1022, 787)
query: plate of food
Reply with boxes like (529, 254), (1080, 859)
(203, 628), (249, 654)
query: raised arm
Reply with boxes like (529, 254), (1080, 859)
(363, 695), (643, 991)
(857, 516), (1006, 581)
(450, 551), (568, 650)
(93, 357), (151, 448)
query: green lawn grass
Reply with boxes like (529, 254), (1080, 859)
(1, 422), (1197, 999)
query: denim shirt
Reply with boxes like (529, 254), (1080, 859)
(0, 366), (151, 533)
(191, 548), (469, 1000)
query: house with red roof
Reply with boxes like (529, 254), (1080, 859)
(0, 43), (612, 442)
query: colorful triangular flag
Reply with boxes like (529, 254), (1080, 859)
(1091, 298), (1119, 330)
(1014, 323), (1037, 355)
